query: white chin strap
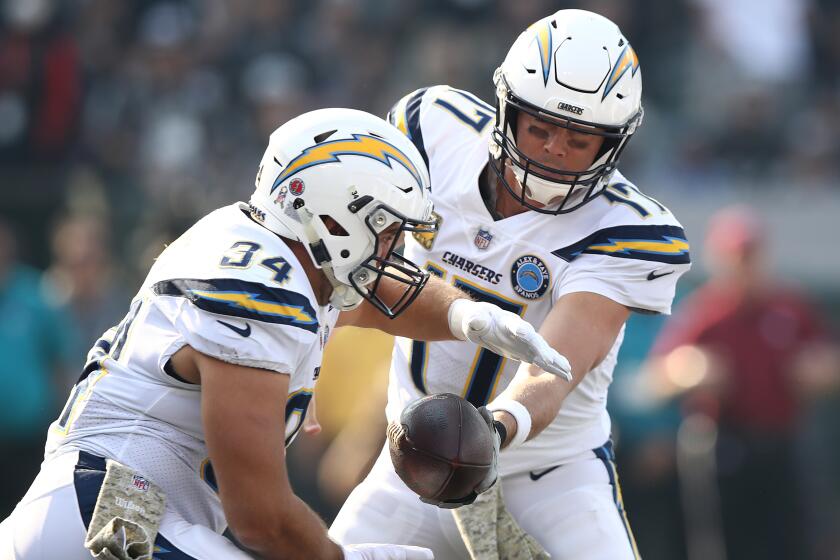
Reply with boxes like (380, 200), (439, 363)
(323, 266), (365, 311)
(294, 204), (366, 311)
(510, 163), (571, 206)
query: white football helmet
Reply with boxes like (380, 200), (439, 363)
(249, 108), (436, 317)
(490, 9), (644, 214)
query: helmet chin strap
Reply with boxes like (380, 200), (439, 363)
(294, 202), (365, 311)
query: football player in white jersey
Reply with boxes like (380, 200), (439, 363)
(0, 109), (571, 560)
(330, 10), (691, 560)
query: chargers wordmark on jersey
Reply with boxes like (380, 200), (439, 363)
(152, 278), (319, 332)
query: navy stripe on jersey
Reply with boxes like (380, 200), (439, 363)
(552, 225), (691, 265)
(453, 88), (493, 112)
(73, 452), (199, 559)
(594, 441), (642, 559)
(152, 278), (319, 333)
(404, 88), (429, 169)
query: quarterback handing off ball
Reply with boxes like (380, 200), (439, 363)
(388, 393), (495, 507)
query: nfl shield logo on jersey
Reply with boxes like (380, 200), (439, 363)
(132, 475), (150, 492)
(474, 228), (493, 250)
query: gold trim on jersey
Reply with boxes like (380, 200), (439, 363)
(412, 211), (442, 250)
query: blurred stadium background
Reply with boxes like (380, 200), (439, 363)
(1, 0), (839, 559)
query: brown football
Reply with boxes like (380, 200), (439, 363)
(388, 393), (494, 504)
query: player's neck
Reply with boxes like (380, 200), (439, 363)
(479, 163), (528, 220)
(286, 239), (333, 306)
(494, 178), (530, 219)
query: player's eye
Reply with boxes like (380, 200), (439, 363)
(567, 129), (592, 150)
(570, 138), (591, 150)
(527, 125), (550, 140)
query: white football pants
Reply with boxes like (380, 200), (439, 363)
(330, 442), (640, 560)
(0, 450), (252, 560)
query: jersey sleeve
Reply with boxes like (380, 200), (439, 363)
(149, 277), (320, 374)
(387, 85), (495, 172)
(551, 224), (692, 315)
(387, 87), (431, 168)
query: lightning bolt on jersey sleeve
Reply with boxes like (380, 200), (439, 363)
(150, 277), (319, 374)
(552, 223), (691, 315)
(44, 204), (337, 531)
(381, 85), (691, 473)
(139, 204), (329, 376)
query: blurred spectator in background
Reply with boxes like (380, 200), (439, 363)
(44, 214), (129, 390)
(0, 219), (77, 517)
(0, 0), (80, 163)
(314, 328), (393, 509)
(645, 205), (840, 560)
(0, 0), (839, 549)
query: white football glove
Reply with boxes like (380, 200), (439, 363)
(448, 299), (572, 381)
(342, 543), (434, 560)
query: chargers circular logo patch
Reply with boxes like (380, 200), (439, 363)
(511, 255), (550, 300)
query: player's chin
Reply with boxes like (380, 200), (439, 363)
(522, 195), (547, 209)
(523, 188), (568, 209)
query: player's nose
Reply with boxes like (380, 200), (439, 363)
(376, 231), (403, 260)
(544, 129), (568, 158)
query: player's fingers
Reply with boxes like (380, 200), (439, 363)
(524, 332), (572, 380)
(302, 396), (321, 435)
(535, 353), (572, 381)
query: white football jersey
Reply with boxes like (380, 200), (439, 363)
(386, 86), (691, 476)
(45, 203), (339, 530)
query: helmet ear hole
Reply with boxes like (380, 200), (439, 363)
(321, 215), (349, 236)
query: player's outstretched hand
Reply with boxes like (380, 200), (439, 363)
(342, 543), (434, 560)
(448, 299), (572, 381)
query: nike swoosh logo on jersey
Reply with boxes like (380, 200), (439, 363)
(528, 465), (560, 481)
(647, 269), (675, 281)
(217, 320), (251, 337)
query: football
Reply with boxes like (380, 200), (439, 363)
(388, 393), (494, 505)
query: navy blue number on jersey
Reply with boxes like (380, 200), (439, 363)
(220, 241), (292, 285)
(284, 389), (314, 445)
(453, 278), (524, 407)
(220, 241), (261, 267)
(410, 263), (445, 395)
(56, 300), (145, 434)
(600, 182), (668, 219)
(200, 388), (313, 493)
(433, 89), (494, 134)
(410, 263), (525, 407)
